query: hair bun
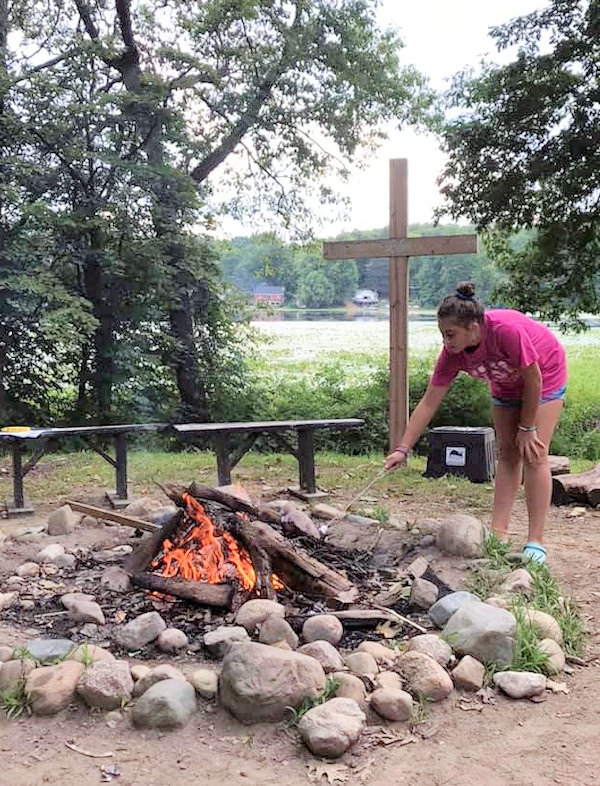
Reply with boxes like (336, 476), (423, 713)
(456, 281), (476, 299)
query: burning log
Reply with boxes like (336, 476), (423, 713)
(126, 482), (359, 607)
(230, 518), (358, 604)
(131, 574), (233, 609)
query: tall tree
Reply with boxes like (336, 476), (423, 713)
(69, 0), (430, 415)
(439, 0), (600, 326)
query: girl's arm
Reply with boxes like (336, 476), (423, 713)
(384, 382), (451, 470)
(517, 362), (546, 462)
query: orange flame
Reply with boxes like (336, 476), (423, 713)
(271, 573), (284, 590)
(151, 493), (257, 591)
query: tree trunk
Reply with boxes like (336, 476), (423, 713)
(83, 225), (114, 420)
(552, 464), (600, 507)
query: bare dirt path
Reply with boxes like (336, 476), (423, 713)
(0, 487), (599, 786)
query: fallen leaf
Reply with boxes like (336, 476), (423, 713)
(307, 761), (349, 783)
(375, 620), (403, 639)
(113, 610), (126, 624)
(546, 679), (570, 695)
(567, 506), (587, 518)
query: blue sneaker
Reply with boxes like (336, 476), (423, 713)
(523, 542), (547, 565)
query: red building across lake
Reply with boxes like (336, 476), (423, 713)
(252, 284), (285, 305)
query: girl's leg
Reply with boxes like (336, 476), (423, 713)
(523, 399), (564, 545)
(490, 405), (522, 540)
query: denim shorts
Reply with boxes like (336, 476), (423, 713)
(491, 384), (567, 409)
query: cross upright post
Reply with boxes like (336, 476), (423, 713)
(323, 158), (478, 452)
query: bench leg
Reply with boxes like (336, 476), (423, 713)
(297, 429), (316, 493)
(106, 434), (129, 509)
(215, 433), (232, 486)
(6, 443), (35, 516)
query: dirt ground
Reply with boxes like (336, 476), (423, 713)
(0, 485), (599, 786)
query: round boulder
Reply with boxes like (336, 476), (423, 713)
(302, 615), (344, 646)
(298, 697), (365, 758)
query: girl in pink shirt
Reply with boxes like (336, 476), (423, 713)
(385, 282), (567, 564)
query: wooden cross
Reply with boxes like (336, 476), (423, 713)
(323, 159), (478, 452)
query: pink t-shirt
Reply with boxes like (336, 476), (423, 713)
(431, 310), (567, 398)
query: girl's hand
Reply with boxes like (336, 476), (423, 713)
(384, 449), (408, 471)
(516, 430), (546, 463)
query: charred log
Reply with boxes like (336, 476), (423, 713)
(131, 573), (233, 608)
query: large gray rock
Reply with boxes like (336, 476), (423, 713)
(436, 513), (484, 558)
(443, 602), (516, 667)
(397, 652), (453, 701)
(77, 660), (133, 709)
(115, 612), (166, 650)
(219, 642), (326, 724)
(60, 593), (96, 611)
(429, 591), (481, 628)
(302, 615), (343, 646)
(344, 651), (379, 677)
(298, 698), (365, 758)
(132, 679), (197, 729)
(370, 688), (414, 721)
(235, 599), (285, 632)
(297, 641), (344, 673)
(375, 671), (403, 691)
(407, 634), (452, 666)
(493, 671), (547, 699)
(203, 625), (250, 658)
(26, 661), (85, 715)
(47, 505), (78, 536)
(26, 639), (75, 663)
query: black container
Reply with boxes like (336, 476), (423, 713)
(424, 426), (496, 483)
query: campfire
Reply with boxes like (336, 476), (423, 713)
(123, 483), (360, 612)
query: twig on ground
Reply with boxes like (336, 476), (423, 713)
(65, 742), (114, 758)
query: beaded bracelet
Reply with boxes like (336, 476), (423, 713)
(394, 445), (410, 456)
(517, 424), (538, 433)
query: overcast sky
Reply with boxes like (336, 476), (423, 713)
(338, 0), (547, 231)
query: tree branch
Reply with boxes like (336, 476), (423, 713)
(189, 3), (303, 184)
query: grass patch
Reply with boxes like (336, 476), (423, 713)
(285, 678), (340, 727)
(1, 683), (32, 720)
(370, 504), (389, 524)
(410, 695), (433, 725)
(527, 563), (586, 656)
(510, 602), (551, 673)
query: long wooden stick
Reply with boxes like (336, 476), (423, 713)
(65, 500), (159, 533)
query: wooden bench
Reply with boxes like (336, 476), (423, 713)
(172, 418), (365, 497)
(0, 424), (166, 515)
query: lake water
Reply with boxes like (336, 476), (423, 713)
(250, 310), (600, 375)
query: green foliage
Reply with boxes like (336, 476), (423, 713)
(439, 0), (600, 325)
(510, 602), (551, 674)
(370, 504), (390, 524)
(1, 683), (32, 720)
(2, 0), (431, 424)
(527, 563), (586, 657)
(285, 678), (340, 726)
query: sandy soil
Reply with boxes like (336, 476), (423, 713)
(0, 487), (599, 786)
